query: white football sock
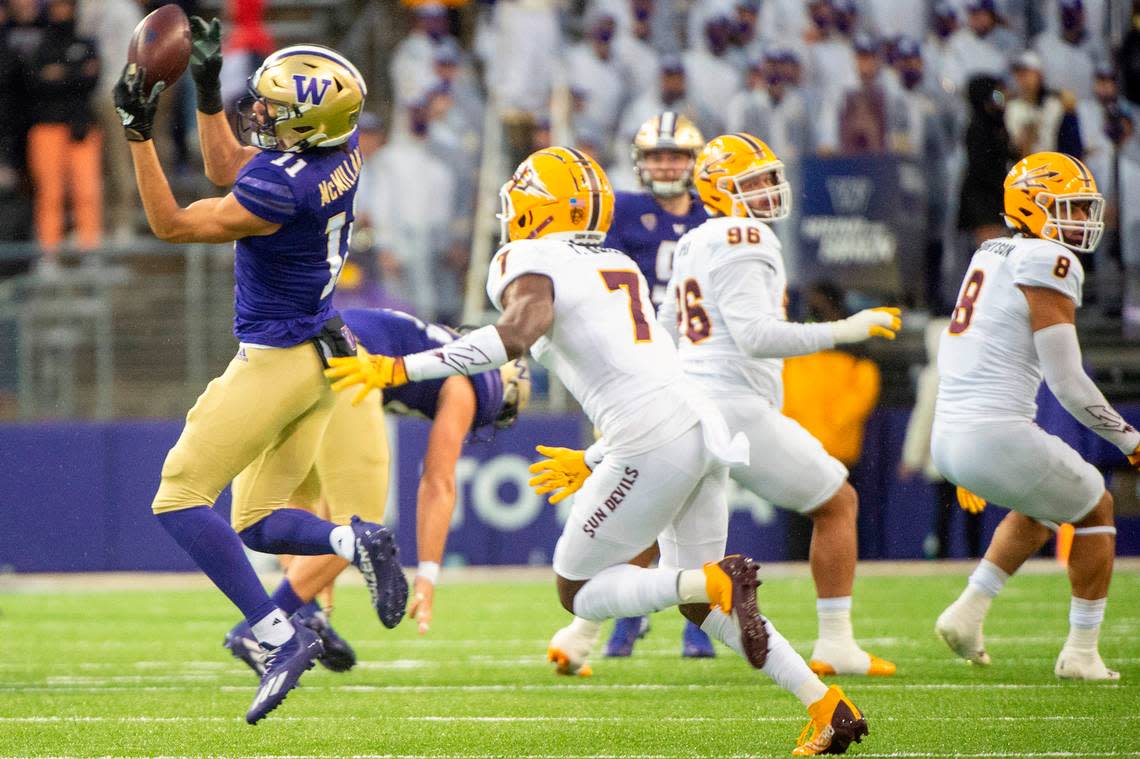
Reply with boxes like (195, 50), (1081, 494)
(569, 616), (603, 638)
(571, 564), (681, 620)
(701, 609), (827, 707)
(816, 595), (855, 647)
(1065, 597), (1106, 651)
(250, 608), (295, 648)
(954, 559), (1008, 622)
(330, 525), (355, 561)
(677, 568), (710, 604)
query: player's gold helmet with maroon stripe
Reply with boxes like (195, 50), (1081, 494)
(498, 147), (615, 245)
(1003, 152), (1104, 253)
(694, 133), (791, 221)
(238, 45), (366, 152)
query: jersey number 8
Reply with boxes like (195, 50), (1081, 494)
(948, 269), (985, 335)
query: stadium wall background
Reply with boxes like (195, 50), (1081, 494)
(2, 409), (1139, 573)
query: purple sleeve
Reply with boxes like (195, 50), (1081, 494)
(233, 166), (297, 224)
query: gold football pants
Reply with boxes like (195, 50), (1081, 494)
(151, 342), (386, 532)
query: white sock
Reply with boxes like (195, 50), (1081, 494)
(1065, 597), (1106, 651)
(330, 525), (355, 561)
(571, 564), (681, 620)
(816, 596), (855, 647)
(569, 616), (603, 638)
(677, 568), (709, 604)
(954, 559), (1008, 622)
(250, 608), (295, 647)
(966, 559), (1009, 598)
(701, 609), (827, 708)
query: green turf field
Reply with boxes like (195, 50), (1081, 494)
(1, 565), (1138, 758)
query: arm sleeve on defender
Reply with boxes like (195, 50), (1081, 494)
(708, 257), (835, 358)
(1035, 323), (1140, 454)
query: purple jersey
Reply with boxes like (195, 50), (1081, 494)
(231, 133), (362, 347)
(340, 308), (505, 430)
(605, 190), (708, 309)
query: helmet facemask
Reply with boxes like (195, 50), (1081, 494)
(634, 148), (696, 198)
(1038, 193), (1104, 253)
(720, 163), (792, 221)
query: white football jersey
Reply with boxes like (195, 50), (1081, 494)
(936, 235), (1085, 426)
(668, 216), (788, 405)
(486, 238), (701, 457)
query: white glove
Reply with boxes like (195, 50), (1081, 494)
(830, 307), (902, 345)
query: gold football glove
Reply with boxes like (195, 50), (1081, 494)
(323, 346), (408, 406)
(528, 445), (591, 505)
(956, 486), (986, 514)
(869, 306), (903, 339)
(1128, 443), (1140, 471)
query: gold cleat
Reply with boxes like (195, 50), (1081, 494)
(792, 685), (869, 756)
(809, 654), (896, 677)
(547, 646), (592, 677)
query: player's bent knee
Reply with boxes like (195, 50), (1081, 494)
(1077, 491), (1115, 528)
(810, 481), (856, 523)
(556, 575), (585, 614)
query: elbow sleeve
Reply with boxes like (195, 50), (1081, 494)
(1035, 323), (1140, 454)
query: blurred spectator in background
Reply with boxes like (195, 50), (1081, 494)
(618, 56), (716, 149)
(26, 0), (101, 275)
(1121, 0), (1140, 107)
(363, 98), (458, 323)
(758, 0), (808, 53)
(219, 0), (274, 109)
(566, 12), (624, 149)
(391, 3), (452, 106)
(1032, 0), (1106, 101)
(958, 75), (1013, 247)
(727, 50), (811, 163)
(612, 0), (659, 95)
(925, 1), (961, 97)
(727, 0), (763, 74)
(1070, 67), (1136, 211)
(1004, 51), (1064, 157)
(353, 111), (387, 236)
(681, 13), (739, 137)
(782, 282), (882, 559)
(819, 35), (903, 155)
(483, 0), (560, 172)
(803, 0), (857, 102)
(78, 0), (142, 243)
(944, 0), (1017, 91)
(899, 318), (984, 559)
(0, 1), (27, 236)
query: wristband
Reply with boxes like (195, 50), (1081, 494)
(404, 325), (509, 381)
(416, 561), (440, 585)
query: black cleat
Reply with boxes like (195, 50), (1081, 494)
(350, 516), (408, 628)
(703, 554), (769, 668)
(294, 605), (356, 673)
(246, 624), (323, 725)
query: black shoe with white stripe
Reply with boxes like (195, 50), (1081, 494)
(245, 624), (323, 725)
(350, 516), (408, 629)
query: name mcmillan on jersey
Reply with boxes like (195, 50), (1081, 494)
(317, 145), (364, 206)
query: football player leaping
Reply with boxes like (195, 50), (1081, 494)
(541, 134), (899, 685)
(113, 21), (406, 724)
(603, 111), (720, 658)
(933, 152), (1134, 680)
(325, 147), (869, 757)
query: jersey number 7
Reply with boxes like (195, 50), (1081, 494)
(600, 270), (652, 343)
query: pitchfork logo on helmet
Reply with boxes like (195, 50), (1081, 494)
(1003, 152), (1104, 253)
(693, 133), (791, 221)
(238, 45), (366, 152)
(498, 147), (614, 245)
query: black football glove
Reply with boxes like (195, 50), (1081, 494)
(189, 16), (224, 114)
(113, 64), (165, 142)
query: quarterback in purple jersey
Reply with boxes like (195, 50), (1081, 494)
(606, 111), (709, 309)
(601, 112), (716, 659)
(114, 22), (405, 724)
(222, 308), (531, 675)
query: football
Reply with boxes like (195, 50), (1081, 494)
(126, 4), (191, 91)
